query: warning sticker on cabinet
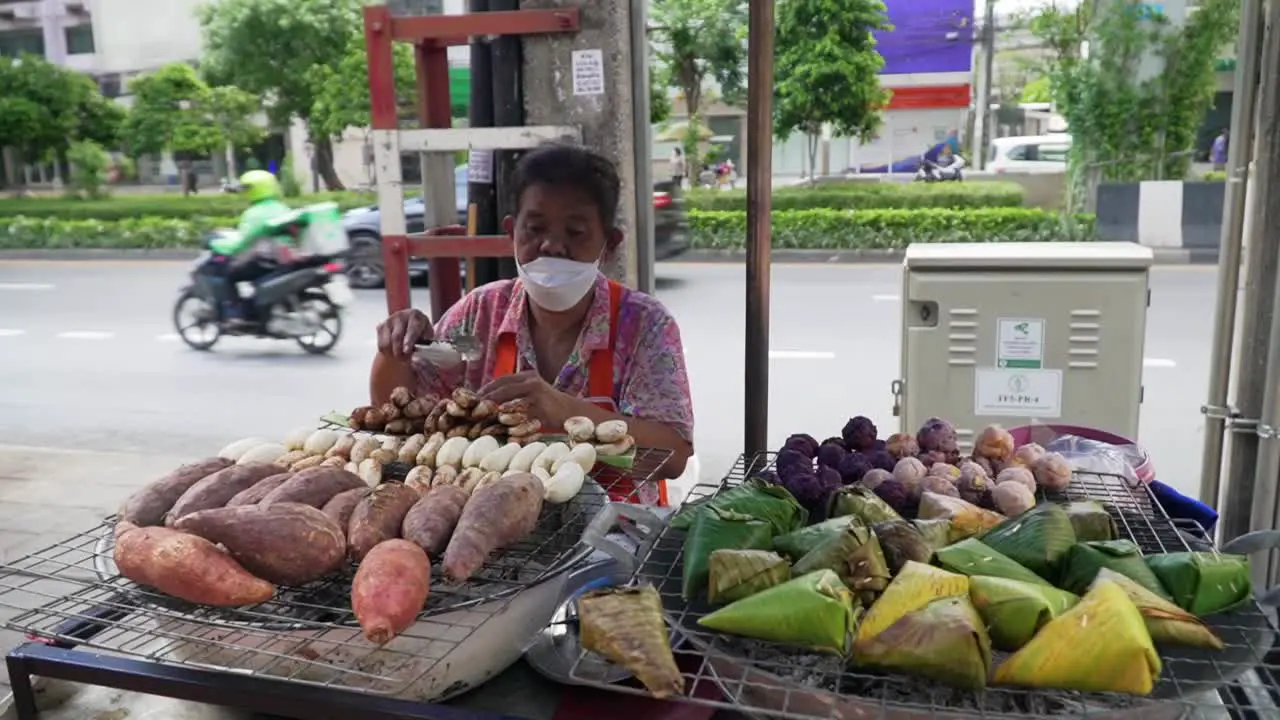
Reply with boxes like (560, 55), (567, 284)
(996, 318), (1045, 369)
(974, 368), (1063, 418)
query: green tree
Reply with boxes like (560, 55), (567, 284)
(206, 85), (266, 177)
(773, 0), (890, 183)
(650, 0), (748, 172)
(1019, 76), (1052, 103)
(198, 0), (362, 190)
(307, 29), (417, 141)
(650, 61), (672, 125)
(119, 64), (224, 195)
(1028, 0), (1238, 209)
(66, 140), (111, 199)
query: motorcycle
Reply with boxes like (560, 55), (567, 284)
(172, 205), (353, 354)
(913, 154), (966, 183)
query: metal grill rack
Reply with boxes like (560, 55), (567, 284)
(570, 453), (1280, 720)
(0, 447), (670, 715)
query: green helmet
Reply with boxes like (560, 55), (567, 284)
(239, 170), (281, 203)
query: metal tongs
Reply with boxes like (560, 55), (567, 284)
(413, 316), (481, 371)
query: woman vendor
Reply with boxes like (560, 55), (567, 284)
(371, 144), (694, 505)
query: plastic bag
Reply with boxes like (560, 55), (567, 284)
(1015, 423), (1148, 488)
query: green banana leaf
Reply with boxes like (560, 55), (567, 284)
(670, 478), (807, 535)
(708, 549), (791, 605)
(773, 516), (858, 560)
(969, 575), (1079, 651)
(912, 518), (953, 550)
(872, 521), (935, 575)
(852, 595), (992, 691)
(698, 569), (859, 654)
(828, 486), (904, 526)
(934, 538), (1052, 587)
(1058, 540), (1172, 600)
(1063, 500), (1117, 542)
(979, 503), (1077, 581)
(1091, 568), (1224, 649)
(1145, 552), (1252, 616)
(994, 579), (1161, 696)
(794, 523), (891, 603)
(681, 508), (774, 600)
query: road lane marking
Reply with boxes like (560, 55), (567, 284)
(872, 294), (900, 302)
(0, 329), (25, 337)
(57, 331), (114, 340)
(769, 350), (836, 360)
(0, 283), (54, 291)
(1144, 357), (1177, 368)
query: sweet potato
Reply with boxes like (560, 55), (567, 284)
(259, 466), (365, 508)
(322, 487), (372, 534)
(113, 524), (275, 606)
(347, 483), (421, 561)
(351, 539), (431, 645)
(402, 485), (469, 556)
(119, 457), (233, 527)
(166, 463), (283, 525)
(174, 503), (347, 586)
(442, 473), (544, 582)
(226, 472), (294, 507)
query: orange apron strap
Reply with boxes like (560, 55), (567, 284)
(493, 333), (518, 378)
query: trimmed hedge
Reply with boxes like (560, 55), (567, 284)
(685, 181), (1025, 212)
(0, 209), (1094, 252)
(689, 208), (1095, 250)
(0, 192), (376, 222)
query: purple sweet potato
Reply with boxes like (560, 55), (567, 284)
(402, 485), (469, 556)
(321, 487), (372, 535)
(259, 467), (365, 509)
(166, 463), (282, 525)
(347, 484), (421, 561)
(226, 472), (294, 507)
(442, 473), (543, 582)
(119, 457), (233, 527)
(174, 503), (346, 586)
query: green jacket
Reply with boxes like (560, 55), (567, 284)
(211, 198), (294, 256)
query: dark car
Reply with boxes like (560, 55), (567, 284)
(341, 166), (690, 288)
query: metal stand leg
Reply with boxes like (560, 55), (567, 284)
(7, 649), (40, 720)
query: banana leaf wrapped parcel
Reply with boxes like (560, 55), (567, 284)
(828, 486), (904, 526)
(1058, 539), (1171, 599)
(773, 516), (858, 560)
(699, 569), (859, 654)
(853, 562), (991, 690)
(682, 508), (774, 600)
(708, 549), (791, 605)
(1091, 568), (1224, 649)
(968, 575), (1079, 651)
(994, 579), (1162, 696)
(978, 503), (1077, 581)
(911, 518), (953, 550)
(935, 538), (1052, 587)
(872, 521), (935, 574)
(1145, 552), (1252, 616)
(793, 523), (891, 603)
(669, 477), (807, 535)
(918, 492), (1004, 541)
(579, 585), (685, 699)
(1063, 500), (1117, 542)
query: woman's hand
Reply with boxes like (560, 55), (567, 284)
(377, 309), (434, 360)
(478, 371), (575, 429)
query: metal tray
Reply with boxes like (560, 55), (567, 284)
(0, 447), (671, 702)
(571, 453), (1280, 719)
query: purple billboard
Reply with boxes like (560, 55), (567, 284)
(875, 0), (975, 76)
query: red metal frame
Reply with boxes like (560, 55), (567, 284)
(363, 4), (581, 317)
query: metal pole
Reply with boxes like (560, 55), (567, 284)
(630, 0), (656, 295)
(468, 0), (501, 287)
(744, 0), (774, 456)
(1198, 0), (1264, 510)
(1220, 2), (1277, 544)
(972, 0), (996, 170)
(490, 0), (521, 282)
(1249, 0), (1280, 586)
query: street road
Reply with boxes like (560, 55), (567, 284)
(0, 260), (1217, 498)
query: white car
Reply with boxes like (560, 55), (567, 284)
(987, 135), (1071, 174)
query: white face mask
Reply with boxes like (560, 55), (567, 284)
(517, 255), (601, 312)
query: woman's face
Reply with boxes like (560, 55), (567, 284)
(505, 184), (620, 265)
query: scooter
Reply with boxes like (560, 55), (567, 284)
(172, 221), (352, 354)
(913, 155), (966, 183)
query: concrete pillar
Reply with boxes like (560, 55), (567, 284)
(520, 0), (640, 288)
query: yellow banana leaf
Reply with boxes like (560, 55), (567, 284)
(579, 585), (685, 699)
(851, 595), (993, 690)
(1092, 568), (1224, 650)
(994, 579), (1162, 695)
(918, 492), (1005, 541)
(969, 575), (1078, 651)
(855, 561), (969, 644)
(708, 549), (791, 605)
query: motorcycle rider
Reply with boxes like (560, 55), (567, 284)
(209, 170), (295, 322)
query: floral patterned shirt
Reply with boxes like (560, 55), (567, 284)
(410, 274), (695, 441)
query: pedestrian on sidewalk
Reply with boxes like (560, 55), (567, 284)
(1211, 129), (1229, 172)
(669, 146), (686, 188)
